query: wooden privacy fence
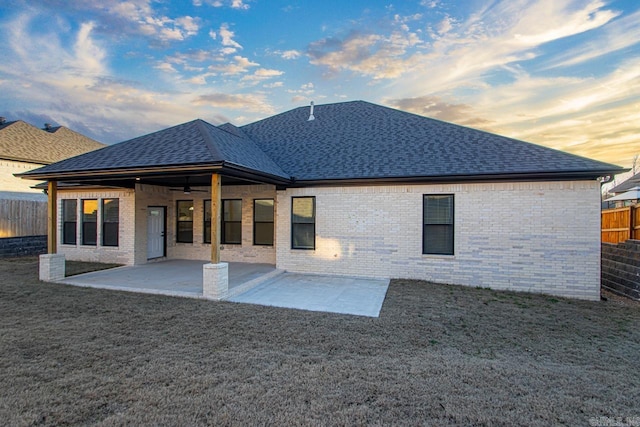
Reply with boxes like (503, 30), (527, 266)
(602, 205), (640, 244)
(0, 199), (47, 238)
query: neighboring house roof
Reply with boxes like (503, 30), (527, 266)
(0, 120), (104, 164)
(609, 171), (640, 194)
(20, 101), (625, 185)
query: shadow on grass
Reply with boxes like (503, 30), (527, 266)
(65, 260), (122, 277)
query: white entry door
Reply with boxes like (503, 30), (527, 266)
(147, 207), (165, 259)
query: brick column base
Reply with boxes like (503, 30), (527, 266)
(39, 254), (66, 282)
(203, 262), (229, 300)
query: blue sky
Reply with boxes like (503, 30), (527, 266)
(0, 0), (638, 169)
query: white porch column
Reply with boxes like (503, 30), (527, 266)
(203, 173), (229, 299)
(40, 181), (65, 281)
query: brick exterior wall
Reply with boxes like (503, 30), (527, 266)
(56, 180), (601, 300)
(161, 184), (277, 264)
(276, 181), (601, 300)
(57, 188), (136, 265)
(601, 240), (640, 300)
(59, 184), (277, 266)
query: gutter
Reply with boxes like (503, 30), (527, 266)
(286, 169), (630, 188)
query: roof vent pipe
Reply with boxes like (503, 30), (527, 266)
(307, 101), (315, 121)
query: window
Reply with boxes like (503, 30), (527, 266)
(292, 197), (315, 249)
(102, 199), (119, 247)
(203, 200), (212, 244)
(222, 199), (242, 244)
(81, 199), (98, 246)
(176, 200), (194, 243)
(62, 199), (77, 245)
(423, 194), (454, 255)
(254, 199), (274, 246)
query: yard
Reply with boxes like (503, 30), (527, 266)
(1, 257), (639, 426)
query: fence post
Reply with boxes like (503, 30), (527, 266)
(632, 205), (638, 240)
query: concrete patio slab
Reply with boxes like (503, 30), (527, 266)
(229, 273), (390, 317)
(56, 259), (390, 317)
(58, 260), (277, 298)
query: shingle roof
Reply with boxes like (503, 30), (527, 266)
(28, 119), (289, 179)
(21, 100), (624, 184)
(0, 120), (104, 164)
(241, 101), (622, 181)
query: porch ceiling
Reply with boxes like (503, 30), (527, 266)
(42, 171), (279, 190)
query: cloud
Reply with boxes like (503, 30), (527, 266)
(29, 1), (201, 43)
(281, 50), (302, 59)
(155, 62), (179, 73)
(307, 29), (421, 79)
(192, 93), (273, 113)
(0, 11), (204, 142)
(208, 55), (258, 75)
(218, 23), (242, 52)
(542, 8), (640, 69)
(231, 0), (250, 9)
(241, 68), (284, 81)
(196, 0), (249, 8)
(387, 96), (494, 129)
(286, 82), (315, 96)
(263, 81), (284, 88)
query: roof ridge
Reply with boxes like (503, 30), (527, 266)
(195, 119), (225, 161)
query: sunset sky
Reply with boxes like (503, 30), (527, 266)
(0, 0), (638, 169)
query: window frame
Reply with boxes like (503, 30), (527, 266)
(203, 199), (212, 244)
(253, 198), (274, 246)
(61, 199), (77, 245)
(176, 200), (194, 243)
(101, 198), (119, 247)
(81, 199), (98, 246)
(221, 199), (242, 245)
(291, 196), (315, 250)
(422, 194), (455, 256)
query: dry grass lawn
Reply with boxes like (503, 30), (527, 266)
(1, 256), (639, 426)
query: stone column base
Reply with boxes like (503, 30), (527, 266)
(39, 254), (66, 282)
(203, 262), (229, 300)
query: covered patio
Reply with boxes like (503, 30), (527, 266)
(58, 260), (282, 299)
(56, 259), (390, 317)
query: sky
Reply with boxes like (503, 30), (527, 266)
(0, 0), (638, 171)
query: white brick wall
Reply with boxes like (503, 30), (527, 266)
(138, 183), (276, 264)
(276, 181), (601, 300)
(57, 188), (136, 265)
(57, 179), (602, 300)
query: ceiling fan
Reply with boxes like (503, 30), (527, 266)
(169, 177), (208, 195)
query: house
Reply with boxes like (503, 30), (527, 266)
(605, 172), (640, 208)
(20, 101), (625, 300)
(0, 118), (104, 255)
(0, 118), (104, 199)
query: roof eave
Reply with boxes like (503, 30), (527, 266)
(17, 161), (293, 186)
(287, 169), (629, 188)
(17, 163), (226, 181)
(1, 155), (50, 165)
